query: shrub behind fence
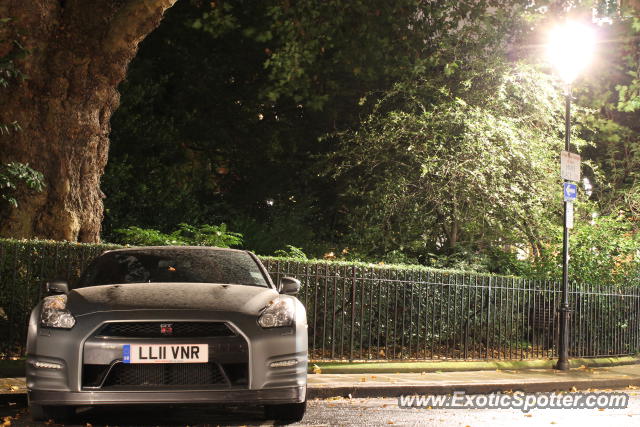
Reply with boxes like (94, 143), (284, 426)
(1, 239), (639, 360)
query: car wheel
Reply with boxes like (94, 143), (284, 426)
(264, 401), (306, 423)
(30, 404), (75, 422)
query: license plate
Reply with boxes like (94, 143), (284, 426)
(123, 344), (208, 364)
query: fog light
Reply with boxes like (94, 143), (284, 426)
(32, 361), (63, 369)
(269, 359), (298, 368)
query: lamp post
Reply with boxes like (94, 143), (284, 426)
(546, 21), (596, 371)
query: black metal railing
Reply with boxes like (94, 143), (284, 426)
(1, 239), (639, 360)
(263, 259), (640, 361)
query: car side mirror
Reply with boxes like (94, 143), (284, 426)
(279, 277), (301, 295)
(46, 280), (69, 295)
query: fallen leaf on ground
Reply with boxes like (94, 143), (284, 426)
(570, 386), (578, 392)
(312, 364), (322, 374)
(524, 414), (533, 418)
(360, 377), (367, 382)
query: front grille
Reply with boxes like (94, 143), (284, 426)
(102, 362), (229, 388)
(95, 322), (235, 338)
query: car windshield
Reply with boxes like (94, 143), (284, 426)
(77, 248), (270, 288)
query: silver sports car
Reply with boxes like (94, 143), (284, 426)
(26, 246), (308, 423)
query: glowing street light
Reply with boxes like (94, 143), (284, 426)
(546, 21), (596, 84)
(545, 21), (596, 371)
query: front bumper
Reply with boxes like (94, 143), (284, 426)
(26, 308), (308, 403)
(29, 385), (306, 406)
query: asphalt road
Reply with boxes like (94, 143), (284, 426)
(2, 391), (640, 426)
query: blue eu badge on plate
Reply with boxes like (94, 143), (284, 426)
(123, 344), (131, 363)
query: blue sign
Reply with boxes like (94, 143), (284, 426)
(564, 182), (577, 202)
(123, 344), (131, 363)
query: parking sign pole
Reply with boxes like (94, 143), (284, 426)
(556, 84), (572, 371)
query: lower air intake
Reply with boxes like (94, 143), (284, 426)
(102, 362), (229, 388)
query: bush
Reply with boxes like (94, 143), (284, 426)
(493, 213), (640, 287)
(113, 223), (243, 248)
(273, 245), (308, 260)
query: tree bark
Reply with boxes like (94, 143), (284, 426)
(0, 0), (176, 242)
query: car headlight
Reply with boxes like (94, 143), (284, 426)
(40, 295), (76, 329)
(258, 298), (295, 328)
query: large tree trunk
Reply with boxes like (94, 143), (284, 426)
(0, 0), (176, 242)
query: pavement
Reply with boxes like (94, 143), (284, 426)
(308, 364), (640, 398)
(3, 363), (640, 400)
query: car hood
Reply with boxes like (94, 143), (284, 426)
(66, 282), (280, 317)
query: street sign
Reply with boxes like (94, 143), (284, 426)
(566, 202), (574, 229)
(561, 151), (581, 181)
(563, 182), (577, 202)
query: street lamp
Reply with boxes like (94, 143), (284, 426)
(546, 21), (596, 371)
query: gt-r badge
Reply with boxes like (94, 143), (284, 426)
(160, 323), (173, 335)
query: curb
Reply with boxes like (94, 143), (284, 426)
(306, 378), (640, 399)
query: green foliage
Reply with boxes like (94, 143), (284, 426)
(0, 18), (27, 89)
(273, 245), (308, 260)
(104, 0), (640, 284)
(572, 11), (640, 216)
(495, 211), (640, 287)
(105, 0), (532, 260)
(229, 202), (319, 256)
(0, 162), (45, 208)
(0, 17), (28, 135)
(615, 17), (640, 113)
(569, 215), (640, 286)
(0, 20), (41, 211)
(104, 0), (337, 251)
(328, 63), (564, 263)
(113, 223), (243, 248)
